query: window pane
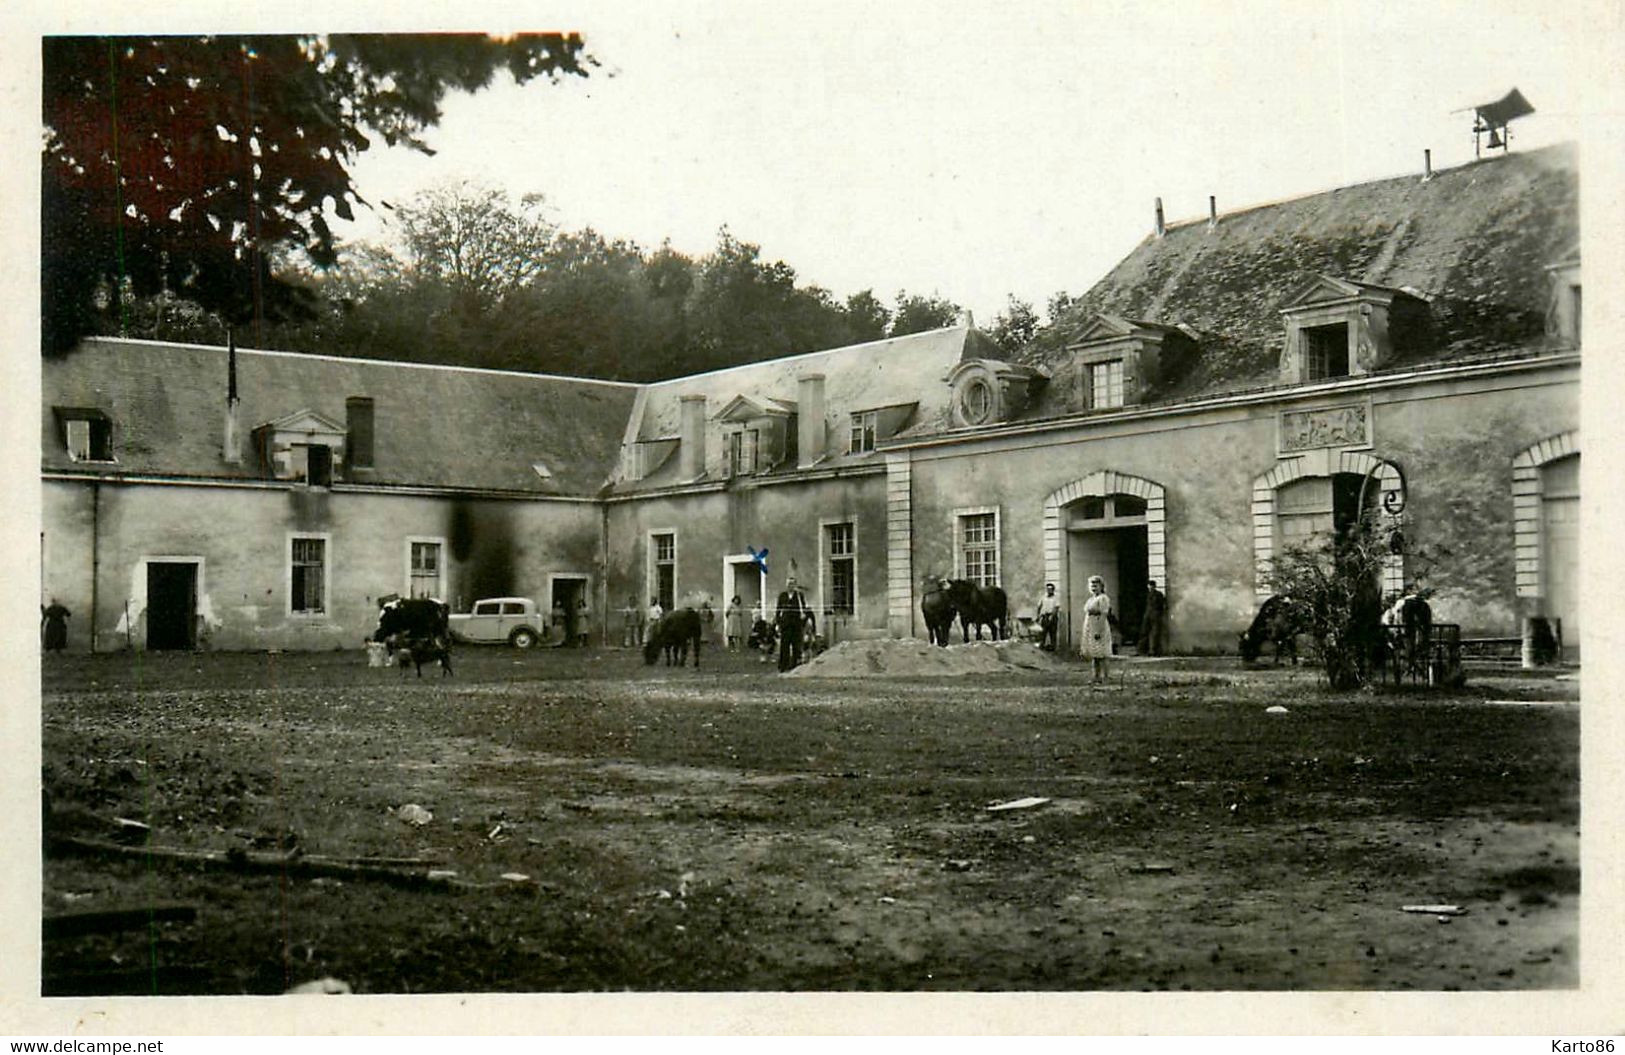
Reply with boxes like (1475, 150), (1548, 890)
(1114, 494), (1147, 517)
(501, 602), (524, 615)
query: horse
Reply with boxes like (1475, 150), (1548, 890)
(644, 608), (704, 668)
(1382, 594), (1433, 685)
(921, 576), (958, 646)
(944, 579), (1008, 642)
(1239, 594), (1308, 665)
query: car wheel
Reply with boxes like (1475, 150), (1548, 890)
(510, 627), (539, 650)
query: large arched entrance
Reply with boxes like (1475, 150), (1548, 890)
(1514, 431), (1580, 654)
(1252, 451), (1405, 601)
(1043, 472), (1166, 654)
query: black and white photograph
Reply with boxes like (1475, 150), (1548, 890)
(6, 0), (1624, 1039)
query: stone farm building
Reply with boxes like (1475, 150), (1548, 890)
(40, 144), (1581, 656)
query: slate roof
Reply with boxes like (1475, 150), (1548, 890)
(42, 337), (639, 496)
(612, 324), (985, 491)
(1017, 142), (1579, 417)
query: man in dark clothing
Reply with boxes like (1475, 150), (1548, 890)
(1140, 580), (1167, 656)
(41, 601), (71, 652)
(774, 575), (808, 672)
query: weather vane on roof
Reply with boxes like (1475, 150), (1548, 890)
(1460, 87), (1535, 158)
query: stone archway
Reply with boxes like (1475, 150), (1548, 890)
(1513, 431), (1580, 640)
(1043, 471), (1166, 651)
(1251, 450), (1404, 600)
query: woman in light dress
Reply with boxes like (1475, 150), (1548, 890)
(1080, 575), (1113, 683)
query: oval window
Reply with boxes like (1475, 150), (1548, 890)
(959, 378), (994, 424)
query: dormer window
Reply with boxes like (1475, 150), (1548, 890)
(253, 409), (347, 485)
(1065, 315), (1191, 410)
(1280, 276), (1428, 385)
(946, 361), (1044, 428)
(56, 408), (114, 462)
(1545, 256), (1581, 348)
(850, 411), (878, 453)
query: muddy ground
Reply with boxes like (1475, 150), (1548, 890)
(39, 644), (1579, 994)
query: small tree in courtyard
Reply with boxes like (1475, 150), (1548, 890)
(1268, 511), (1436, 690)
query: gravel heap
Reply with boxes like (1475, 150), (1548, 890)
(786, 638), (1070, 677)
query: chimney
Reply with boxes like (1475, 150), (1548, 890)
(1423, 149), (1434, 182)
(1207, 195), (1218, 231)
(679, 394), (706, 480)
(1154, 197), (1166, 238)
(797, 374), (826, 469)
(222, 329), (241, 464)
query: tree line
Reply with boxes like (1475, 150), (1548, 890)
(43, 34), (1051, 381)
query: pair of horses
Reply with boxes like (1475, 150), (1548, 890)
(921, 576), (1008, 646)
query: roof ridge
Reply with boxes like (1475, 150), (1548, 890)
(80, 335), (643, 389)
(640, 324), (970, 389)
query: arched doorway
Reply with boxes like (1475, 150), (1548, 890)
(1253, 452), (1404, 601)
(1513, 432), (1580, 655)
(1044, 472), (1166, 654)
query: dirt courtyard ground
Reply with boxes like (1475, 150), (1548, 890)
(39, 643), (1579, 995)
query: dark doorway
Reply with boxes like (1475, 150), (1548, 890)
(146, 561), (197, 650)
(550, 576), (589, 646)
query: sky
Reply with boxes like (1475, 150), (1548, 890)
(326, 0), (1597, 325)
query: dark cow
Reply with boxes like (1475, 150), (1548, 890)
(644, 608), (704, 668)
(921, 576), (957, 647)
(1238, 594), (1308, 665)
(944, 579), (1008, 642)
(374, 597), (453, 677)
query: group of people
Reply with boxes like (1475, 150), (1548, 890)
(616, 577), (816, 673)
(549, 597), (593, 647)
(1035, 577), (1167, 683)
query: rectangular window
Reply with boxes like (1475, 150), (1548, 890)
(652, 532), (676, 611)
(1089, 360), (1125, 409)
(849, 411), (878, 454)
(409, 541), (442, 599)
(728, 429), (759, 476)
(290, 536), (327, 614)
(826, 522), (856, 615)
(1304, 324), (1350, 380)
(959, 512), (999, 587)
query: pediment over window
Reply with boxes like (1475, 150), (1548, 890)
(1063, 314), (1193, 409)
(714, 394), (795, 424)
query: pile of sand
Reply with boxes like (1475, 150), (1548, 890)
(786, 638), (1070, 677)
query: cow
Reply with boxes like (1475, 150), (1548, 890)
(944, 578), (1008, 642)
(644, 608), (704, 668)
(374, 597), (453, 677)
(1238, 594), (1308, 665)
(1381, 593), (1434, 685)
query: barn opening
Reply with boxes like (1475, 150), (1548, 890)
(1065, 493), (1148, 653)
(1541, 453), (1579, 655)
(146, 561), (197, 650)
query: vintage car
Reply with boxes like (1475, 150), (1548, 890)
(447, 597), (546, 648)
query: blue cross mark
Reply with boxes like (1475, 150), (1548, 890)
(748, 546), (769, 575)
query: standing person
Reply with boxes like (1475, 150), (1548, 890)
(774, 574), (808, 672)
(701, 600), (717, 645)
(41, 600), (71, 653)
(646, 596), (665, 638)
(1141, 579), (1167, 656)
(725, 595), (745, 651)
(575, 597), (591, 648)
(551, 597), (567, 645)
(1035, 582), (1060, 651)
(621, 595), (641, 648)
(1081, 575), (1113, 683)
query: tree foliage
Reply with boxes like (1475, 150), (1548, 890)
(1268, 511), (1438, 690)
(42, 33), (588, 354)
(987, 295), (1040, 355)
(888, 291), (963, 338)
